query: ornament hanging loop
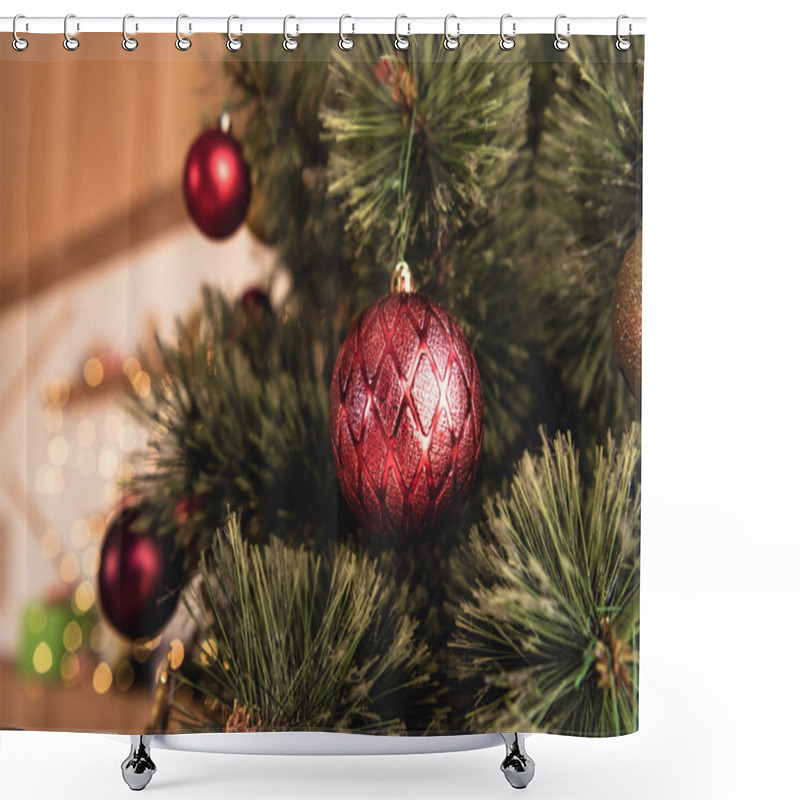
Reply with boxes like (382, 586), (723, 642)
(443, 14), (460, 51)
(499, 14), (516, 50)
(12, 15), (29, 51)
(283, 15), (299, 51)
(122, 14), (139, 51)
(176, 14), (192, 50)
(394, 15), (410, 50)
(554, 14), (570, 51)
(391, 262), (415, 295)
(227, 15), (243, 52)
(339, 15), (355, 51)
(63, 13), (80, 51)
(616, 15), (632, 51)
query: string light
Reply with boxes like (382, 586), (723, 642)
(59, 552), (81, 584)
(167, 639), (185, 670)
(115, 660), (135, 692)
(60, 652), (80, 682)
(33, 641), (53, 675)
(62, 620), (83, 652)
(48, 436), (69, 466)
(83, 357), (104, 388)
(73, 580), (96, 613)
(92, 662), (113, 694)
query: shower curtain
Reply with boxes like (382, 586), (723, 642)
(0, 28), (643, 739)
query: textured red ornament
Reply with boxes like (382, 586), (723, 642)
(183, 128), (251, 239)
(97, 505), (183, 641)
(329, 292), (484, 538)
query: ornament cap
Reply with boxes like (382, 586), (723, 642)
(391, 261), (414, 295)
(220, 111), (232, 134)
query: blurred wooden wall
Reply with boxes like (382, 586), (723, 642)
(1, 34), (226, 311)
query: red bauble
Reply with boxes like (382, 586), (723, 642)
(329, 289), (484, 538)
(97, 505), (183, 641)
(239, 287), (274, 325)
(183, 127), (251, 239)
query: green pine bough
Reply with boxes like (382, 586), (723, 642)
(532, 39), (644, 443)
(450, 424), (640, 736)
(169, 514), (433, 733)
(126, 287), (337, 561)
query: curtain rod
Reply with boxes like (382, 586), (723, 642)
(1, 16), (646, 37)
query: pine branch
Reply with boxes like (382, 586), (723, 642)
(126, 286), (337, 559)
(531, 38), (644, 443)
(450, 424), (640, 735)
(170, 514), (433, 733)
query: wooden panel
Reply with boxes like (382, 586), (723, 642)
(1, 34), (227, 309)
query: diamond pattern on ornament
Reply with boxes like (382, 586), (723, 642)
(329, 292), (484, 537)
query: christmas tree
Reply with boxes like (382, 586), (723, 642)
(111, 34), (642, 736)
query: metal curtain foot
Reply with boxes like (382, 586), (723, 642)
(121, 735), (156, 791)
(500, 733), (535, 789)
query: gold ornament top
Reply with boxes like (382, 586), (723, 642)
(391, 261), (414, 295)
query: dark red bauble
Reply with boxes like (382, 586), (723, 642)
(97, 505), (183, 641)
(329, 291), (484, 538)
(183, 128), (251, 239)
(239, 287), (274, 324)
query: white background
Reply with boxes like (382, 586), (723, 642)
(2, 1), (800, 798)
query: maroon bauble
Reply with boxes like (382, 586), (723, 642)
(97, 505), (183, 641)
(183, 127), (251, 239)
(239, 287), (274, 324)
(329, 288), (484, 538)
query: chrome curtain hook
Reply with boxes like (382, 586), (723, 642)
(443, 14), (460, 51)
(554, 14), (570, 51)
(499, 14), (516, 50)
(283, 15), (298, 51)
(616, 14), (632, 51)
(394, 15), (409, 50)
(176, 14), (192, 51)
(122, 14), (139, 51)
(63, 13), (80, 51)
(227, 15), (243, 52)
(12, 14), (29, 51)
(339, 15), (355, 51)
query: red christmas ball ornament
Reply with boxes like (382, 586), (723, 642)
(183, 116), (251, 240)
(97, 504), (183, 641)
(329, 263), (484, 538)
(239, 287), (274, 325)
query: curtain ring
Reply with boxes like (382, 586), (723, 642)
(499, 14), (516, 51)
(283, 15), (299, 51)
(122, 14), (139, 51)
(63, 13), (80, 51)
(554, 14), (570, 51)
(394, 15), (409, 51)
(227, 15), (243, 52)
(616, 15), (632, 51)
(176, 14), (192, 51)
(339, 15), (355, 51)
(12, 14), (29, 51)
(443, 14), (460, 51)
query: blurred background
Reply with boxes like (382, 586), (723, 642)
(0, 35), (277, 730)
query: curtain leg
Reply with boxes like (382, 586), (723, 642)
(500, 733), (535, 789)
(121, 735), (156, 791)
